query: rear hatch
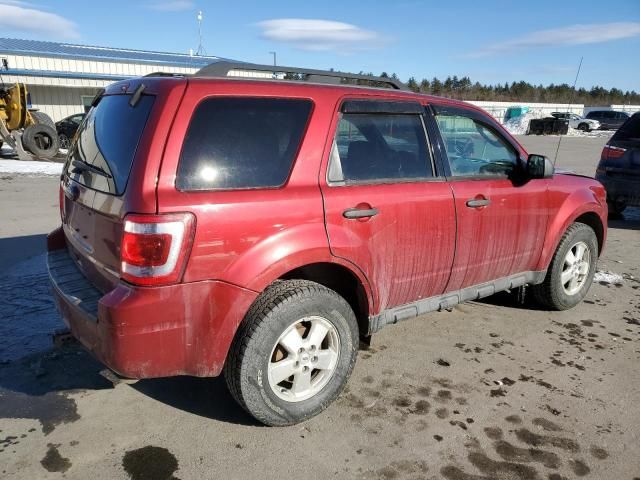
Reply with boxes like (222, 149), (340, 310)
(599, 112), (640, 177)
(60, 86), (158, 292)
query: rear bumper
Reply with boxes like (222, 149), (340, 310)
(596, 172), (640, 206)
(47, 227), (258, 378)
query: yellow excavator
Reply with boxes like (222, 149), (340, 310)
(0, 82), (59, 160)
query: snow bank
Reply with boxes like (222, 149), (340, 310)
(594, 271), (624, 285)
(0, 159), (63, 176)
(502, 110), (546, 135)
(565, 128), (613, 138)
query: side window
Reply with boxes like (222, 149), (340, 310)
(329, 113), (432, 183)
(614, 115), (640, 141)
(435, 112), (518, 177)
(177, 98), (312, 191)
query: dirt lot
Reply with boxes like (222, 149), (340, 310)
(1, 135), (639, 480)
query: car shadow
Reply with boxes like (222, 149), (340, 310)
(0, 345), (114, 434)
(132, 376), (259, 426)
(475, 289), (548, 311)
(0, 233), (47, 270)
(0, 344), (258, 428)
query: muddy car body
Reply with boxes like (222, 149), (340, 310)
(48, 63), (607, 425)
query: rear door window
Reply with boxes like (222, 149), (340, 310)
(177, 97), (312, 190)
(66, 94), (155, 195)
(612, 114), (640, 142)
(329, 113), (432, 183)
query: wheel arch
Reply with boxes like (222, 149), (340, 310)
(536, 199), (606, 272)
(279, 262), (371, 339)
(573, 211), (604, 254)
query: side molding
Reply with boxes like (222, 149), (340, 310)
(368, 270), (546, 334)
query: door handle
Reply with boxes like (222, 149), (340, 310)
(466, 198), (491, 208)
(343, 207), (379, 219)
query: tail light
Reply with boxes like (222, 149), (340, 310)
(120, 213), (195, 286)
(603, 145), (626, 160)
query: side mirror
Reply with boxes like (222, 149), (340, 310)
(526, 154), (554, 179)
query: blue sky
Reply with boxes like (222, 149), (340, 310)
(1, 0), (639, 91)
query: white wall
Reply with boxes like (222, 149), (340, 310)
(4, 54), (203, 77)
(468, 100), (640, 123)
(28, 85), (100, 121)
(584, 105), (640, 115)
(467, 100), (584, 123)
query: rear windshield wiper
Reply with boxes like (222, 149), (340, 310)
(71, 159), (112, 178)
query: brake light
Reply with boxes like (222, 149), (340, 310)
(603, 145), (626, 160)
(120, 213), (195, 286)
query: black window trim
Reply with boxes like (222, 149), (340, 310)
(65, 92), (155, 196)
(326, 103), (441, 187)
(175, 95), (315, 193)
(428, 103), (525, 181)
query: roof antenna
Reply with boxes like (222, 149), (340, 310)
(196, 10), (206, 56)
(553, 56), (583, 167)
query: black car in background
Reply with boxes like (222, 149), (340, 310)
(596, 112), (640, 215)
(55, 113), (85, 149)
(585, 110), (630, 130)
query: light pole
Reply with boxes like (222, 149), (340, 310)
(269, 51), (277, 67)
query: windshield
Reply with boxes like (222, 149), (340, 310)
(65, 94), (155, 195)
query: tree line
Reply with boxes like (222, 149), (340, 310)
(380, 73), (639, 106)
(285, 69), (639, 105)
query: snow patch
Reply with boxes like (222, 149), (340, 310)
(0, 159), (63, 176)
(502, 110), (546, 135)
(593, 271), (624, 285)
(565, 128), (613, 138)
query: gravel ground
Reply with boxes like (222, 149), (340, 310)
(0, 135), (639, 480)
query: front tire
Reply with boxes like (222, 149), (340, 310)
(224, 280), (359, 426)
(577, 123), (590, 132)
(532, 222), (598, 310)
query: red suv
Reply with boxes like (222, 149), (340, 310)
(48, 62), (607, 426)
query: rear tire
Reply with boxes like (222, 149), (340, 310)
(532, 222), (598, 310)
(224, 280), (359, 426)
(577, 123), (590, 132)
(22, 124), (59, 159)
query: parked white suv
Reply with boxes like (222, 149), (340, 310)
(551, 112), (600, 132)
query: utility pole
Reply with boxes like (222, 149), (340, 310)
(196, 11), (206, 56)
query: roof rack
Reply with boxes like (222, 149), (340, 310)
(194, 61), (408, 91)
(143, 72), (185, 77)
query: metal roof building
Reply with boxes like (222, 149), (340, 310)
(0, 37), (228, 121)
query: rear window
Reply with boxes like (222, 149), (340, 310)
(612, 114), (640, 142)
(329, 113), (432, 183)
(66, 94), (154, 195)
(176, 97), (313, 191)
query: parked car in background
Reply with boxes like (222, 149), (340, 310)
(551, 112), (600, 132)
(585, 110), (630, 130)
(596, 112), (640, 215)
(55, 113), (85, 149)
(47, 62), (607, 426)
